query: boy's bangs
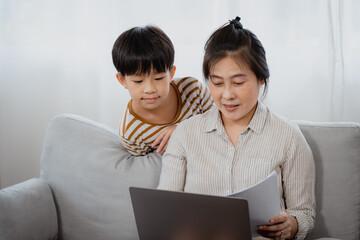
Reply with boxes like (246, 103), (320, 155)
(123, 54), (170, 76)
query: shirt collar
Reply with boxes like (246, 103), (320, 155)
(204, 107), (222, 134)
(247, 102), (268, 134)
(203, 102), (268, 135)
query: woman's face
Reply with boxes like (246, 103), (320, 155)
(208, 56), (264, 127)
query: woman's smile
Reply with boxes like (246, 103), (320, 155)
(223, 103), (240, 112)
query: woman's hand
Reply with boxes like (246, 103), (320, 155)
(151, 125), (177, 153)
(257, 211), (298, 240)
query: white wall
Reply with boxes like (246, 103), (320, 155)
(1, 0), (359, 189)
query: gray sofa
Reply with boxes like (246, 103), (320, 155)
(0, 114), (359, 240)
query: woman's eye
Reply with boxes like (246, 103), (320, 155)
(211, 80), (223, 86)
(210, 78), (223, 86)
(234, 82), (244, 86)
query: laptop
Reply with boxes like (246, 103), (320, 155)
(129, 187), (252, 240)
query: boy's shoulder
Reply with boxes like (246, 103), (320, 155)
(172, 76), (202, 87)
(177, 107), (214, 129)
(172, 77), (207, 97)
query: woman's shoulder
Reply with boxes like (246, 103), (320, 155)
(264, 105), (303, 136)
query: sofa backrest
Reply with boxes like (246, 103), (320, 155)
(296, 121), (360, 240)
(40, 114), (360, 240)
(40, 114), (163, 240)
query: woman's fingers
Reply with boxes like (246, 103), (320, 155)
(257, 211), (292, 239)
(258, 226), (290, 239)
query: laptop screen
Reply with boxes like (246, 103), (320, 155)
(130, 187), (252, 240)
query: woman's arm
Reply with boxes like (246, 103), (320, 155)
(258, 124), (315, 240)
(282, 125), (316, 239)
(157, 124), (187, 191)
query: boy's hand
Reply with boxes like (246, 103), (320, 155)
(151, 125), (178, 154)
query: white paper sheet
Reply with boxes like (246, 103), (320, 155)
(228, 171), (281, 237)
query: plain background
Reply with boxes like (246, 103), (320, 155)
(1, 0), (359, 189)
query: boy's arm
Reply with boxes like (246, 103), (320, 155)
(151, 124), (177, 153)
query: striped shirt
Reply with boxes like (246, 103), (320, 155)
(158, 102), (316, 240)
(120, 77), (214, 156)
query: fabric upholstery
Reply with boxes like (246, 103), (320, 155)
(40, 114), (162, 240)
(0, 114), (359, 240)
(296, 121), (360, 240)
(0, 178), (58, 240)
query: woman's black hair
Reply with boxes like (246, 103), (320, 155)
(203, 17), (270, 96)
(112, 25), (174, 76)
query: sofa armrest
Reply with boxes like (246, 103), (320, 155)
(0, 178), (58, 240)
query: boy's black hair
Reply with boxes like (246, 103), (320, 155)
(203, 17), (270, 95)
(112, 25), (174, 76)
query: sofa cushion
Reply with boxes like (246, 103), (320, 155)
(39, 114), (360, 240)
(296, 121), (360, 240)
(0, 178), (58, 240)
(40, 114), (162, 240)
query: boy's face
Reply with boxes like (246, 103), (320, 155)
(117, 66), (176, 111)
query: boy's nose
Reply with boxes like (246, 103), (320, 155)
(144, 81), (156, 93)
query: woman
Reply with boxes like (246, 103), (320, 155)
(158, 17), (315, 240)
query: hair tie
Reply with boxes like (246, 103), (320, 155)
(229, 16), (243, 29)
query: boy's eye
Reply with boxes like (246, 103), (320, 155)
(155, 77), (164, 81)
(133, 80), (143, 83)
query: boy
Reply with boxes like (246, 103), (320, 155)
(112, 25), (213, 156)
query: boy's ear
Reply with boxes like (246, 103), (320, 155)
(116, 73), (128, 89)
(169, 66), (176, 80)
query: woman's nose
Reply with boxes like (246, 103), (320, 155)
(222, 84), (235, 100)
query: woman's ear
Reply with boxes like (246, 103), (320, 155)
(169, 66), (176, 80)
(259, 78), (265, 86)
(116, 73), (128, 89)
